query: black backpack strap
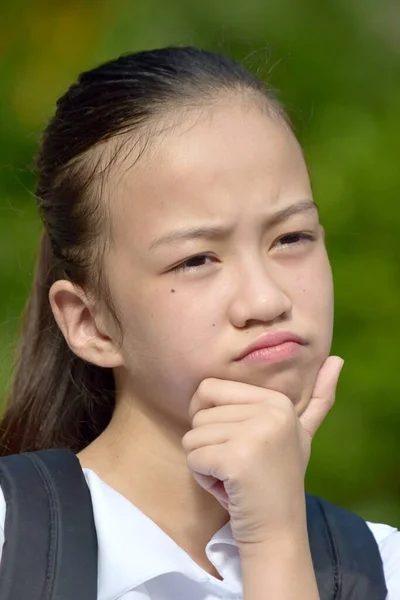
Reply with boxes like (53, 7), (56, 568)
(0, 449), (98, 600)
(306, 493), (388, 600)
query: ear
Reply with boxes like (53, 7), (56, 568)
(49, 280), (124, 369)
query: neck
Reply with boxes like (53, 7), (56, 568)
(78, 394), (230, 559)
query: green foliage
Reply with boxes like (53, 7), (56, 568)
(1, 0), (399, 525)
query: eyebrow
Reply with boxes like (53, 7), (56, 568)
(149, 200), (318, 251)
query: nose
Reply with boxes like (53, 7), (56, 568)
(228, 261), (292, 328)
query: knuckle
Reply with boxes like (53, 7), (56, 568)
(190, 378), (218, 420)
(273, 406), (296, 433)
(192, 409), (207, 428)
(181, 430), (194, 452)
(196, 378), (214, 399)
(185, 448), (200, 471)
(254, 403), (296, 439)
(272, 392), (294, 411)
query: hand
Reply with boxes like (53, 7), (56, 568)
(182, 356), (344, 546)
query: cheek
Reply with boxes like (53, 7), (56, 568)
(114, 287), (222, 414)
(290, 253), (334, 333)
(119, 284), (221, 358)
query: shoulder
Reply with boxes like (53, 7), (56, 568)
(367, 521), (400, 598)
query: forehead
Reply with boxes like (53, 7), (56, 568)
(109, 102), (311, 246)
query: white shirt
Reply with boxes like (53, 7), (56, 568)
(0, 468), (399, 599)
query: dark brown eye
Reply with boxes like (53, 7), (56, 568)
(275, 232), (315, 248)
(173, 255), (213, 272)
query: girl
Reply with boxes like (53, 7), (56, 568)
(0, 47), (399, 599)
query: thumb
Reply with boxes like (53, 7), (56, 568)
(299, 355), (344, 439)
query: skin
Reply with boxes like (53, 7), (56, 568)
(50, 97), (343, 595)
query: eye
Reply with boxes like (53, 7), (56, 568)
(273, 232), (315, 250)
(173, 254), (215, 273)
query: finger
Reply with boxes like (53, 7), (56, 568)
(182, 423), (236, 453)
(299, 356), (344, 438)
(311, 356), (344, 400)
(190, 471), (230, 512)
(186, 444), (226, 481)
(189, 378), (285, 421)
(192, 403), (261, 428)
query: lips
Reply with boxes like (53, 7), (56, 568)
(235, 331), (306, 361)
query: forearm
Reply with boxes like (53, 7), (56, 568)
(239, 532), (319, 600)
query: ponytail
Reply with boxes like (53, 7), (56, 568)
(0, 232), (115, 456)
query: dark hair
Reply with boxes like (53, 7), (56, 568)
(0, 46), (287, 455)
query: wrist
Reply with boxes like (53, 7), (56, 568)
(239, 532), (319, 600)
(237, 495), (309, 559)
(238, 524), (310, 561)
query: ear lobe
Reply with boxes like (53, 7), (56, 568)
(49, 280), (124, 369)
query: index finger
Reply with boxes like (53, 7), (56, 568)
(188, 378), (282, 422)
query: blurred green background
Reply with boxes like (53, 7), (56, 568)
(1, 0), (399, 526)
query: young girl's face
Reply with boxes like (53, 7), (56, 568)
(103, 99), (333, 427)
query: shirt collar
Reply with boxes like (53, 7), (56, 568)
(84, 468), (238, 600)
